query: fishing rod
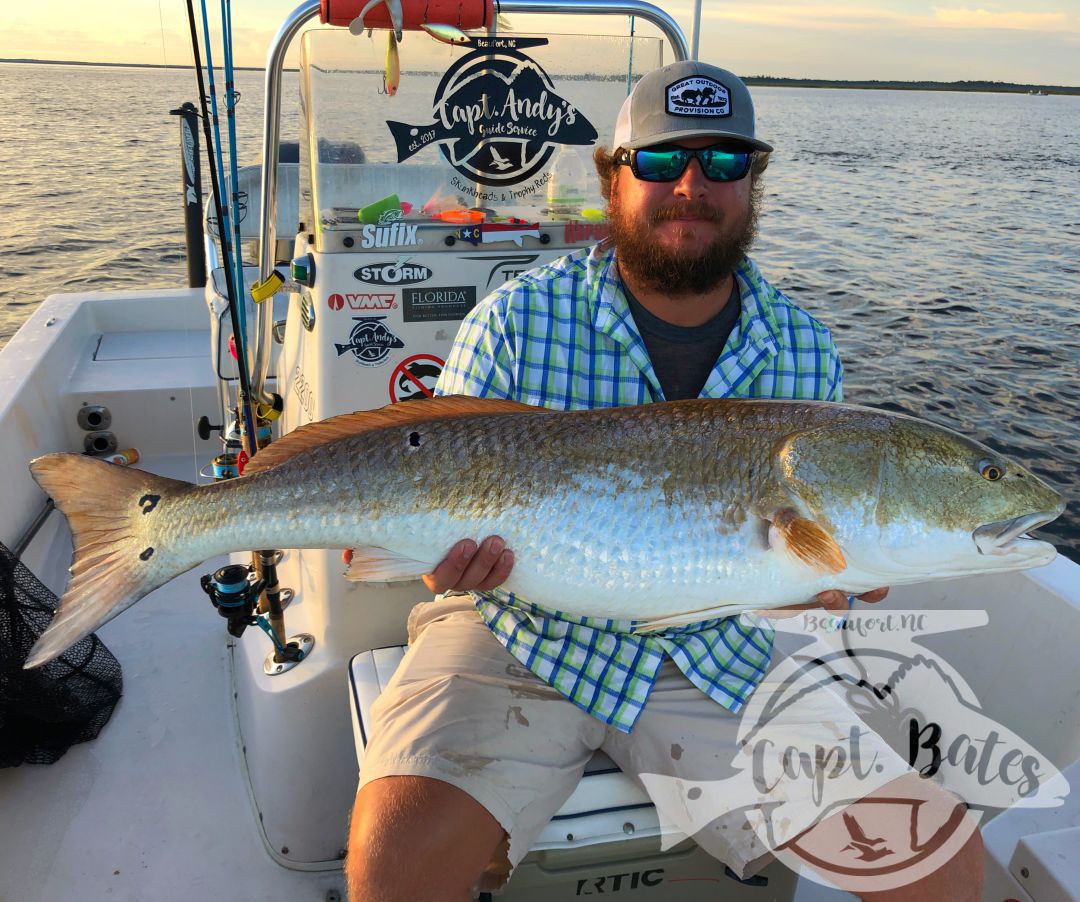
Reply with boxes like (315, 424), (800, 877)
(220, 0), (249, 352)
(216, 0), (290, 647)
(186, 0), (258, 452)
(187, 0), (293, 661)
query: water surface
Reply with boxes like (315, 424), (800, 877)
(0, 63), (1076, 558)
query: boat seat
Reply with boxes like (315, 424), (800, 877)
(348, 647), (665, 850)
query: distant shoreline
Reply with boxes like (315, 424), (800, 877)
(1, 57), (1077, 95)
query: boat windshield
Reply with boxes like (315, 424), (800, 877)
(298, 28), (662, 236)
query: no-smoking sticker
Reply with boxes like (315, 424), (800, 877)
(389, 354), (445, 403)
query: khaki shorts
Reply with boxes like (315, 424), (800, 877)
(359, 594), (913, 885)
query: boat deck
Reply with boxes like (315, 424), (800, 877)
(0, 453), (347, 902)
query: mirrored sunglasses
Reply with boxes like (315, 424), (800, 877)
(614, 144), (754, 183)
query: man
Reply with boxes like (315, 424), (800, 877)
(346, 61), (982, 900)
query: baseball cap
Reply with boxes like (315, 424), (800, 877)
(612, 60), (773, 153)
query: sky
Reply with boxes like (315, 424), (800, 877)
(2, 0), (1078, 85)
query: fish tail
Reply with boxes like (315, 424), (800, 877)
(24, 453), (195, 669)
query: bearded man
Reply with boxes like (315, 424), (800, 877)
(346, 61), (983, 901)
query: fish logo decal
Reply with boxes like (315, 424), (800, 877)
(334, 317), (405, 367)
(385, 36), (598, 187)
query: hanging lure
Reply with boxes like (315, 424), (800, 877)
(421, 23), (470, 45)
(384, 30), (400, 96)
(349, 0), (403, 41)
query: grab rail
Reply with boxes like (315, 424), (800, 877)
(13, 500), (55, 559)
(251, 0), (690, 406)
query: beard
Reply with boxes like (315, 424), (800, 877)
(607, 185), (760, 296)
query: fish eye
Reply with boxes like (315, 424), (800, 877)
(978, 459), (1005, 481)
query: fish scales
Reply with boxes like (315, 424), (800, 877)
(22, 396), (1064, 667)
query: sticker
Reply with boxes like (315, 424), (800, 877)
(354, 258), (432, 286)
(390, 354), (445, 403)
(402, 287), (477, 323)
(181, 124), (197, 206)
(360, 222), (421, 249)
(461, 253), (540, 289)
(335, 317), (405, 367)
(454, 221), (547, 247)
(385, 36), (598, 187)
(666, 76), (731, 117)
(564, 221), (609, 244)
(300, 292), (317, 331)
(327, 292), (397, 312)
(292, 365), (316, 422)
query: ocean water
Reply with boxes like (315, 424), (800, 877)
(0, 62), (1077, 559)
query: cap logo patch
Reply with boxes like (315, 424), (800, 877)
(666, 76), (731, 117)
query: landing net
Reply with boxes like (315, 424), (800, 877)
(0, 541), (122, 766)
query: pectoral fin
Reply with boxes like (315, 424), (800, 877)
(345, 545), (434, 582)
(769, 508), (847, 574)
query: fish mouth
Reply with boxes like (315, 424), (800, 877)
(973, 505), (1065, 556)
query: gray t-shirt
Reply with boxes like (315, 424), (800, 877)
(624, 280), (741, 400)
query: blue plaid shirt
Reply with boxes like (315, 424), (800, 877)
(436, 244), (843, 731)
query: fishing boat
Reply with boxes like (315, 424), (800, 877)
(1, 2), (1077, 900)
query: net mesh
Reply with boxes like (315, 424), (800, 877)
(0, 540), (122, 766)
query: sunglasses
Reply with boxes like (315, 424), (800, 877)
(614, 144), (754, 183)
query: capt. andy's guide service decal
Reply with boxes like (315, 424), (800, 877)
(386, 36), (598, 188)
(335, 316), (405, 366)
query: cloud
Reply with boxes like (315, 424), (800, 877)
(932, 7), (1071, 30)
(693, 3), (1078, 34)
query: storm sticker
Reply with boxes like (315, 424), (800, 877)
(355, 257), (433, 286)
(385, 36), (598, 187)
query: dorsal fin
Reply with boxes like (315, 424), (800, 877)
(243, 395), (541, 477)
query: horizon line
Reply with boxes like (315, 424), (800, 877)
(1, 57), (1077, 93)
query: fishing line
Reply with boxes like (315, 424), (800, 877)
(198, 0), (247, 347)
(157, 0), (170, 68)
(220, 0), (248, 354)
(184, 0), (258, 457)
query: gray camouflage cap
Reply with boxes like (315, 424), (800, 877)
(612, 60), (773, 153)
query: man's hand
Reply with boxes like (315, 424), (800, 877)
(342, 536), (514, 595)
(758, 587), (890, 620)
(421, 536), (515, 594)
